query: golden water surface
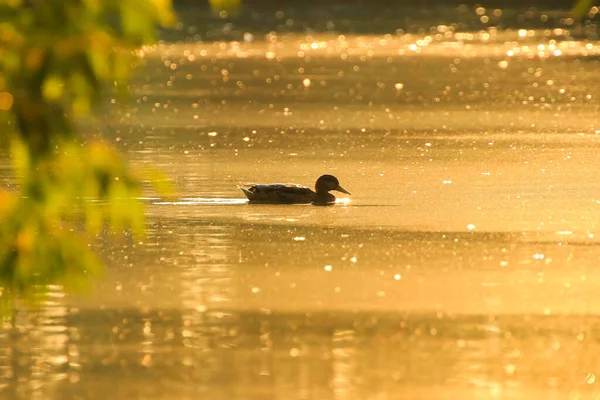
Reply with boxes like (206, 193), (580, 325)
(3, 8), (600, 399)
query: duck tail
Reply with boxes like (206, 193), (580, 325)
(238, 186), (255, 200)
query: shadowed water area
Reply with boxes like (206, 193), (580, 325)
(3, 4), (600, 399)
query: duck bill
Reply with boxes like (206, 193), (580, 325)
(335, 185), (351, 195)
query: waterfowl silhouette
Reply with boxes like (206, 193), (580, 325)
(239, 174), (351, 205)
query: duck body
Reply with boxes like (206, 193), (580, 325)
(240, 175), (350, 205)
(240, 184), (318, 204)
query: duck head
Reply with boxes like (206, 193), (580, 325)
(314, 175), (351, 195)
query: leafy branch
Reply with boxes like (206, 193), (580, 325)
(0, 0), (176, 304)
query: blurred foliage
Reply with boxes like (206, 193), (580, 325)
(572, 0), (597, 18)
(0, 0), (176, 308)
(209, 0), (241, 17)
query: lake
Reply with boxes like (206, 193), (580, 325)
(2, 4), (600, 399)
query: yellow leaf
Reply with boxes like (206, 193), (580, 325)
(82, 0), (100, 13)
(121, 2), (155, 42)
(0, 91), (13, 110)
(72, 96), (91, 115)
(16, 227), (35, 254)
(209, 0), (241, 15)
(87, 48), (111, 80)
(10, 139), (29, 179)
(25, 48), (44, 71)
(0, 191), (16, 214)
(572, 0), (595, 18)
(42, 76), (64, 100)
(149, 0), (177, 27)
(4, 0), (23, 8)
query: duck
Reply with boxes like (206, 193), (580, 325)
(239, 174), (351, 205)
